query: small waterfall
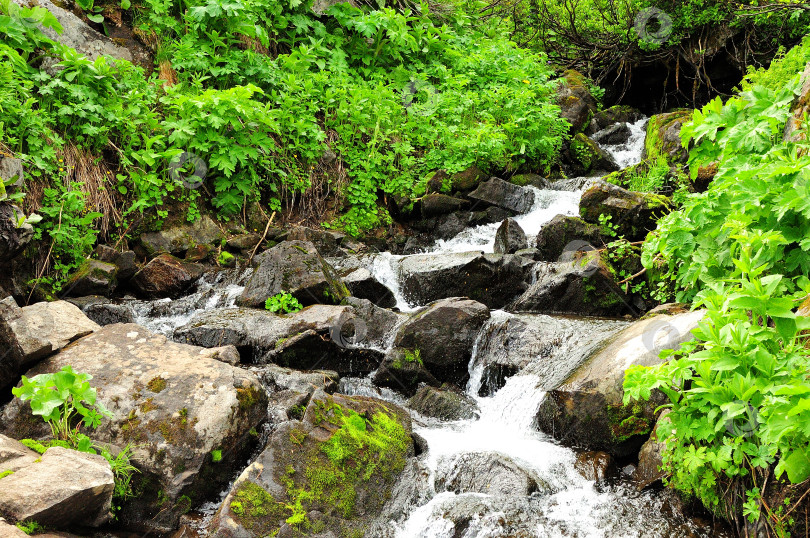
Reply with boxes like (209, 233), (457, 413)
(601, 117), (649, 169)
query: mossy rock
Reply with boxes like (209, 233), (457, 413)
(450, 165), (487, 192)
(63, 259), (118, 297)
(208, 391), (413, 537)
(579, 179), (671, 241)
(507, 173), (548, 189)
(644, 110), (692, 165)
(555, 70), (598, 135)
(569, 133), (618, 174)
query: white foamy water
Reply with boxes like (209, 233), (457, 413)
(603, 117), (648, 169)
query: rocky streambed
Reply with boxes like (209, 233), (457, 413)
(0, 116), (731, 537)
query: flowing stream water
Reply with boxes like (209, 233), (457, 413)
(126, 117), (723, 536)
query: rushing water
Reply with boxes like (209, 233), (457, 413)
(123, 116), (719, 536)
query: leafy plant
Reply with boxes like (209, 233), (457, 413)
(15, 521), (44, 535)
(265, 291), (303, 314)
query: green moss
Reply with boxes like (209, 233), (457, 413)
(175, 494), (192, 514)
(147, 376), (167, 393)
(140, 398), (158, 413)
(0, 470), (14, 479)
(607, 402), (651, 443)
(237, 385), (263, 411)
(229, 481), (287, 530)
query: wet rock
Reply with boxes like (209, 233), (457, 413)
(420, 193), (469, 218)
(10, 0), (133, 65)
(569, 133), (620, 174)
(372, 347), (440, 396)
(139, 216), (224, 258)
(574, 451), (614, 483)
(468, 177), (536, 214)
(176, 305), (384, 375)
(95, 245), (137, 281)
(408, 385), (479, 421)
(131, 254), (204, 299)
(0, 446), (114, 528)
(493, 218), (528, 254)
(591, 122), (632, 145)
(0, 324), (267, 533)
(394, 297), (490, 383)
(199, 345), (241, 366)
(398, 251), (527, 309)
(238, 240), (349, 308)
(207, 391), (413, 538)
(63, 259), (117, 297)
(470, 313), (628, 397)
(287, 227), (344, 258)
(450, 165), (487, 192)
(534, 214), (603, 262)
(579, 178), (671, 241)
(343, 297), (405, 346)
(141, 216), (225, 256)
(0, 157), (23, 186)
(82, 301), (136, 326)
(536, 309), (705, 456)
(341, 267), (396, 308)
(0, 298), (99, 392)
(510, 258), (634, 317)
(645, 110), (692, 165)
(435, 452), (549, 496)
(586, 105), (645, 134)
(0, 204), (33, 260)
(555, 70), (597, 135)
(634, 411), (671, 490)
(258, 364), (339, 394)
(507, 173), (548, 189)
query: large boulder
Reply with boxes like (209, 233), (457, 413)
(63, 259), (118, 297)
(536, 309), (704, 456)
(95, 245), (138, 281)
(207, 391), (413, 537)
(450, 165), (487, 192)
(579, 179), (671, 241)
(494, 218), (528, 254)
(393, 297), (490, 383)
(0, 445), (114, 528)
(468, 178), (535, 214)
(435, 452), (548, 496)
(555, 70), (598, 135)
(644, 110), (692, 165)
(591, 122), (632, 145)
(372, 347), (440, 396)
(238, 240), (349, 308)
(130, 254), (204, 299)
(634, 411), (671, 490)
(175, 304), (385, 375)
(0, 324), (268, 532)
(586, 105), (645, 135)
(408, 385), (480, 421)
(139, 216), (224, 258)
(286, 226), (344, 257)
(510, 258), (635, 318)
(0, 298), (99, 393)
(534, 214), (603, 262)
(420, 193), (469, 218)
(0, 204), (33, 260)
(398, 252), (527, 309)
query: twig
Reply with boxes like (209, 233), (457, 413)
(618, 267), (647, 285)
(247, 211), (276, 265)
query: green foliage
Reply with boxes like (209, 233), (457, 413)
(0, 470), (13, 479)
(624, 241), (810, 529)
(211, 449), (222, 462)
(265, 292), (303, 314)
(15, 521), (44, 535)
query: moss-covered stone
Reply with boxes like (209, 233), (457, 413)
(644, 110), (692, 165)
(569, 133), (618, 174)
(64, 259), (118, 297)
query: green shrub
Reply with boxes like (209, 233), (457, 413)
(265, 292), (303, 314)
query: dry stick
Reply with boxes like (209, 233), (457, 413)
(247, 211), (277, 265)
(617, 267), (647, 285)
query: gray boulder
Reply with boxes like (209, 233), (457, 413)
(63, 259), (117, 297)
(536, 309), (704, 456)
(131, 254), (204, 299)
(372, 347), (440, 396)
(555, 70), (598, 134)
(95, 245), (137, 281)
(579, 179), (670, 241)
(238, 241), (348, 308)
(493, 218), (527, 254)
(634, 411), (671, 490)
(393, 297), (489, 383)
(139, 216), (224, 258)
(341, 267), (396, 308)
(534, 214), (602, 262)
(435, 452), (549, 496)
(0, 446), (114, 528)
(398, 252), (527, 309)
(0, 323), (268, 532)
(408, 385), (479, 421)
(468, 178), (535, 214)
(0, 204), (33, 260)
